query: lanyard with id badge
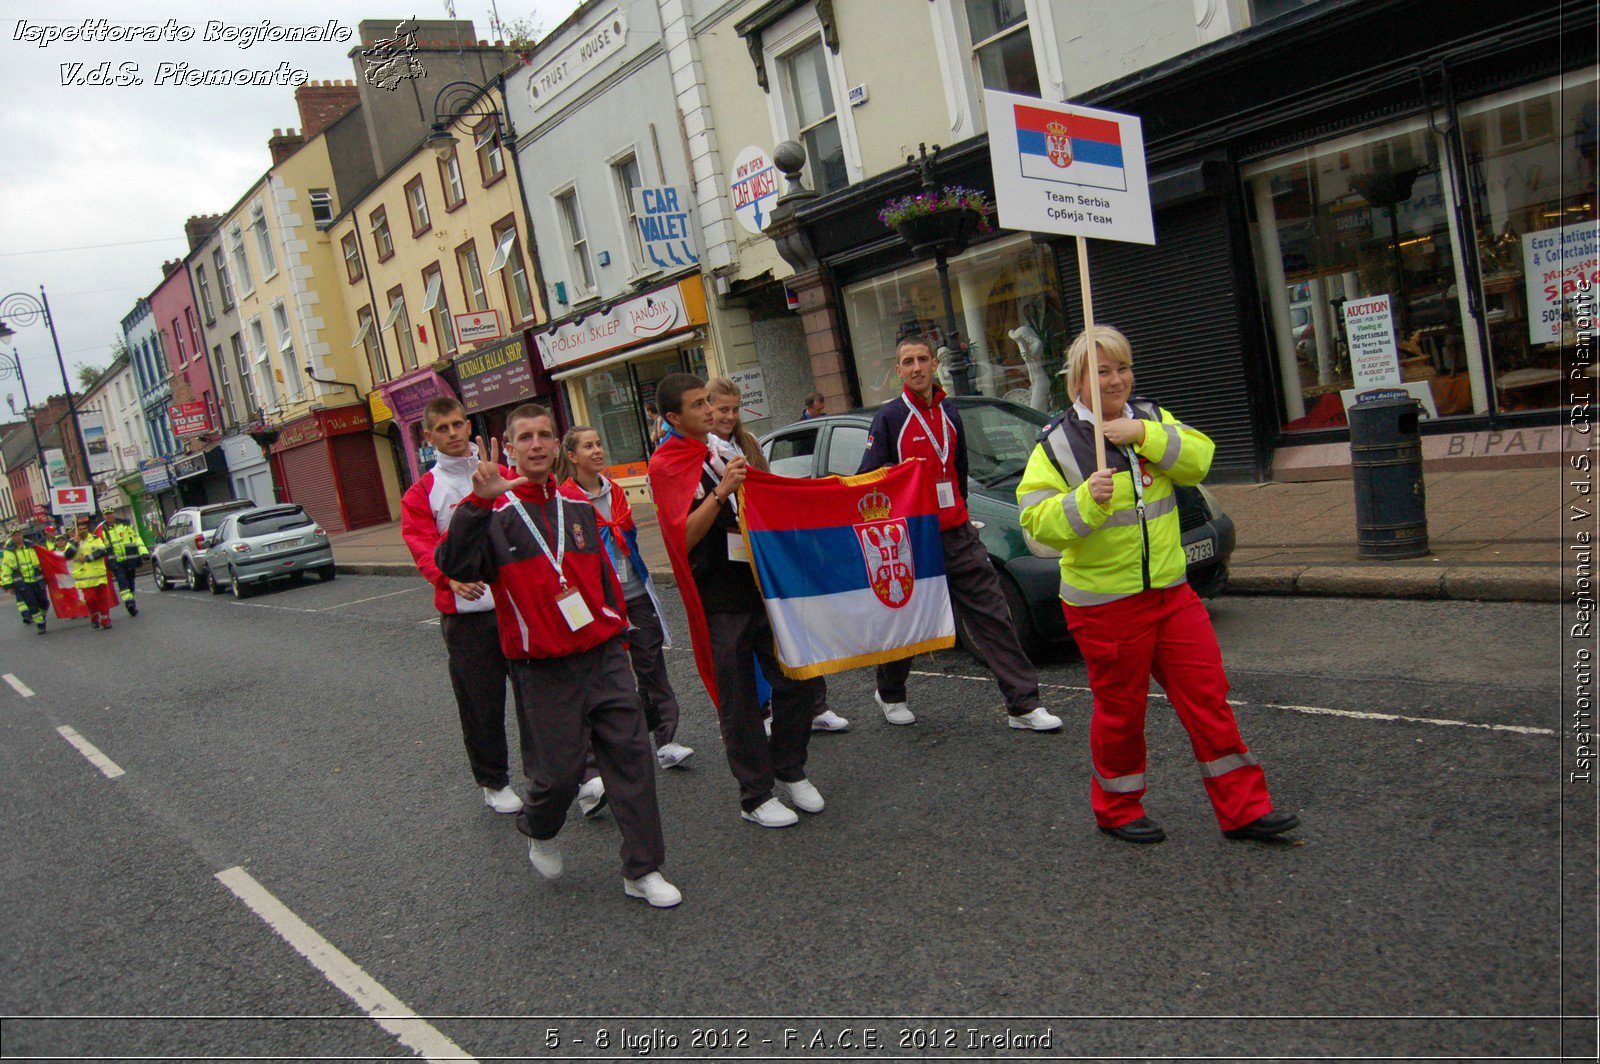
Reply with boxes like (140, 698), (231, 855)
(705, 460), (750, 564)
(903, 394), (956, 508)
(510, 494), (594, 631)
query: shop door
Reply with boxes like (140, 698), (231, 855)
(331, 433), (392, 530)
(278, 442), (346, 534)
(1053, 196), (1266, 479)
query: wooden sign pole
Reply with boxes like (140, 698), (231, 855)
(1077, 235), (1107, 471)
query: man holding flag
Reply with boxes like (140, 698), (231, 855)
(856, 337), (1061, 732)
(647, 372), (826, 828)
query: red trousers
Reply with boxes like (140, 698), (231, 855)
(1064, 583), (1274, 831)
(79, 582), (116, 621)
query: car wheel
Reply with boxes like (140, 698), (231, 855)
(209, 567), (227, 595)
(153, 563), (171, 591)
(184, 560), (207, 591)
(317, 565), (336, 582)
(230, 568), (251, 599)
(955, 566), (1045, 665)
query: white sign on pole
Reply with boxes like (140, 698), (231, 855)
(729, 146), (780, 235)
(728, 367), (768, 420)
(51, 485), (96, 517)
(1341, 294), (1403, 391)
(984, 90), (1153, 471)
(631, 185), (699, 270)
(1521, 222), (1600, 346)
(983, 89), (1155, 245)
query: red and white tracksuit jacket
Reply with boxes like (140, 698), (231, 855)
(436, 478), (629, 661)
(400, 450), (505, 616)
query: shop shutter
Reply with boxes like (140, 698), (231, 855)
(1053, 197), (1265, 479)
(330, 434), (391, 531)
(278, 442), (346, 534)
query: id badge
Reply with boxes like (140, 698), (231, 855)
(936, 480), (956, 508)
(727, 531), (750, 563)
(555, 587), (594, 631)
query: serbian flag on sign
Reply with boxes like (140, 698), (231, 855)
(739, 459), (955, 680)
(1014, 102), (1127, 192)
(37, 548), (88, 619)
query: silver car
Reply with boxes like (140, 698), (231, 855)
(202, 505), (335, 598)
(152, 500), (257, 591)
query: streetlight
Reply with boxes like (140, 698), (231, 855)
(0, 349), (46, 465)
(423, 80), (512, 162)
(0, 287), (90, 483)
(893, 143), (976, 396)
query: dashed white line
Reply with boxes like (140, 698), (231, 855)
(215, 866), (477, 1063)
(4, 673), (35, 697)
(909, 670), (1554, 737)
(56, 725), (126, 779)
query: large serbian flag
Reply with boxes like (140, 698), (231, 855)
(739, 459), (954, 680)
(1013, 102), (1127, 192)
(38, 548), (88, 619)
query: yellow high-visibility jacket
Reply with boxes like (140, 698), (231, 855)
(1, 545), (44, 586)
(1017, 398), (1214, 607)
(105, 522), (146, 561)
(64, 533), (110, 587)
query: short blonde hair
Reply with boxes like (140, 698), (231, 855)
(1062, 325), (1134, 401)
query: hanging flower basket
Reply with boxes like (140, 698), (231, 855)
(881, 186), (994, 257)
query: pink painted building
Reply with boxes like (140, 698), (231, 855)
(148, 258), (230, 504)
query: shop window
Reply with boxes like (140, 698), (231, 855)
(370, 207), (394, 261)
(781, 39), (847, 196)
(421, 268), (457, 357)
(1459, 70), (1598, 414)
(964, 0), (1038, 98)
(555, 188), (597, 294)
(582, 369), (650, 468)
(1250, 0), (1318, 23)
(1243, 112), (1477, 431)
(842, 235), (1069, 410)
(213, 248), (235, 309)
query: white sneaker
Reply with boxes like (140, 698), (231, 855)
(1008, 707), (1064, 731)
(482, 785), (522, 813)
(577, 777), (608, 818)
(875, 690), (915, 726)
(778, 778), (825, 813)
(811, 709), (851, 732)
(763, 715), (772, 737)
(527, 837), (563, 880)
(740, 797), (799, 828)
(656, 741), (694, 769)
(623, 871), (683, 908)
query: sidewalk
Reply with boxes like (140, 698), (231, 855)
(334, 467), (1567, 602)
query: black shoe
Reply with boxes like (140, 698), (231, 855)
(1099, 816), (1167, 843)
(1224, 810), (1300, 841)
(127, 601), (138, 617)
(90, 617), (100, 629)
(36, 623), (45, 634)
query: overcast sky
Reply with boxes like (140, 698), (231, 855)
(0, 0), (581, 410)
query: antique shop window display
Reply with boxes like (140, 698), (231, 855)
(1245, 114), (1474, 431)
(1458, 69), (1598, 413)
(842, 235), (1069, 411)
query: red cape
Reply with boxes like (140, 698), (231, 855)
(646, 433), (720, 710)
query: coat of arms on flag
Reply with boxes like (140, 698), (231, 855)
(1013, 103), (1127, 191)
(739, 459), (954, 680)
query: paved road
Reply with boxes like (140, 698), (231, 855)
(0, 574), (1590, 1060)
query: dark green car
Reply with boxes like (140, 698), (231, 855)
(759, 396), (1235, 659)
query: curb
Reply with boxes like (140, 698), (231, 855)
(1227, 564), (1563, 603)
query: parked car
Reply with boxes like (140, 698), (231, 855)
(758, 396), (1236, 659)
(202, 505), (335, 598)
(152, 500), (257, 591)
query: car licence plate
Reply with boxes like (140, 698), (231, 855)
(1184, 538), (1216, 565)
(264, 540), (297, 553)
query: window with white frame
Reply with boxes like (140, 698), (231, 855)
(781, 40), (847, 195)
(213, 344), (235, 422)
(309, 189), (334, 227)
(341, 232), (363, 283)
(963, 0), (1038, 97)
(370, 206), (394, 260)
(248, 317), (278, 407)
(487, 222), (536, 325)
(457, 243), (489, 311)
(475, 121), (505, 183)
(439, 151), (466, 208)
(212, 248), (235, 309)
(612, 153), (646, 270)
(405, 176), (431, 235)
(354, 305), (385, 385)
(382, 287), (417, 370)
(231, 333), (256, 416)
(250, 201), (278, 278)
(421, 268), (457, 357)
(229, 224), (254, 295)
(555, 188), (596, 294)
(196, 265), (215, 322)
(271, 301), (301, 396)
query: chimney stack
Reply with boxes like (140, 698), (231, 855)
(183, 213), (224, 252)
(294, 80), (362, 140)
(269, 127), (305, 165)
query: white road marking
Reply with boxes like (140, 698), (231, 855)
(56, 725), (125, 779)
(4, 673), (36, 697)
(323, 586), (423, 609)
(910, 670), (1554, 737)
(215, 867), (477, 1063)
(420, 617), (442, 627)
(229, 602), (322, 613)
